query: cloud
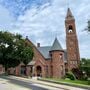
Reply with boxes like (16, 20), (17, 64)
(14, 0), (66, 45)
(0, 5), (15, 30)
(0, 0), (52, 17)
(0, 0), (90, 58)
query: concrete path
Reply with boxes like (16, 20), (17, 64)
(0, 78), (30, 90)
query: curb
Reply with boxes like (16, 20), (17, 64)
(38, 78), (90, 90)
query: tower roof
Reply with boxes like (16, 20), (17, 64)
(50, 37), (63, 51)
(66, 8), (74, 20)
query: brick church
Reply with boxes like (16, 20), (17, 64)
(0, 8), (80, 78)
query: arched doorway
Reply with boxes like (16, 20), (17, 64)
(36, 66), (42, 77)
(21, 66), (26, 75)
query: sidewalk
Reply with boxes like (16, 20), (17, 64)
(0, 77), (31, 90)
(9, 76), (88, 90)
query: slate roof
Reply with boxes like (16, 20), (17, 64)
(50, 37), (63, 51)
(37, 46), (67, 62)
(27, 37), (67, 65)
(37, 46), (51, 59)
(36, 38), (67, 62)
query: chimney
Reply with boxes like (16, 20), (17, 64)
(26, 36), (28, 40)
(37, 43), (40, 47)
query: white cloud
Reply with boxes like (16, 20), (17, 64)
(0, 5), (15, 30)
(15, 0), (66, 45)
(0, 0), (90, 58)
(13, 0), (90, 58)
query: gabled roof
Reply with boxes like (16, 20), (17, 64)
(26, 37), (67, 62)
(37, 46), (51, 59)
(50, 37), (63, 51)
(25, 36), (46, 59)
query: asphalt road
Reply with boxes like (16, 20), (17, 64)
(0, 76), (48, 90)
(0, 76), (65, 90)
(1, 76), (87, 90)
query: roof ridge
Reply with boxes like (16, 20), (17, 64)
(38, 46), (51, 48)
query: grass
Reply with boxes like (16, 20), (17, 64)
(39, 78), (90, 87)
(56, 78), (88, 85)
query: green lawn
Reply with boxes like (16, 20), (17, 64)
(40, 78), (90, 87)
(55, 78), (88, 85)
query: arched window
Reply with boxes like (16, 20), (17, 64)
(60, 54), (63, 60)
(68, 25), (73, 33)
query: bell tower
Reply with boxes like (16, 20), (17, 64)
(65, 8), (80, 70)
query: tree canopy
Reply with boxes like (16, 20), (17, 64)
(72, 58), (90, 80)
(80, 58), (90, 77)
(86, 20), (90, 32)
(0, 31), (34, 71)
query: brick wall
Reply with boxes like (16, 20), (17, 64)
(50, 51), (65, 78)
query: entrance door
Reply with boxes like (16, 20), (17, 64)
(21, 66), (26, 75)
(36, 66), (42, 77)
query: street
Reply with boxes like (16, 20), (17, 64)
(0, 76), (64, 90)
(0, 76), (88, 90)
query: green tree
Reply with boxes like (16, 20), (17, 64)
(72, 58), (90, 80)
(0, 31), (34, 73)
(0, 31), (15, 72)
(86, 20), (90, 32)
(80, 58), (90, 77)
(21, 46), (34, 65)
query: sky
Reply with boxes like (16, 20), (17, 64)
(0, 0), (90, 58)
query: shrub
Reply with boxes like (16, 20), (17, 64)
(88, 78), (90, 85)
(72, 68), (83, 80)
(82, 74), (88, 80)
(65, 72), (76, 80)
(72, 68), (88, 80)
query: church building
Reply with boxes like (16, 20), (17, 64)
(0, 8), (80, 78)
(23, 8), (80, 78)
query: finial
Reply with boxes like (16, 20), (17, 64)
(66, 0), (70, 9)
(55, 31), (58, 38)
(67, 0), (69, 8)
